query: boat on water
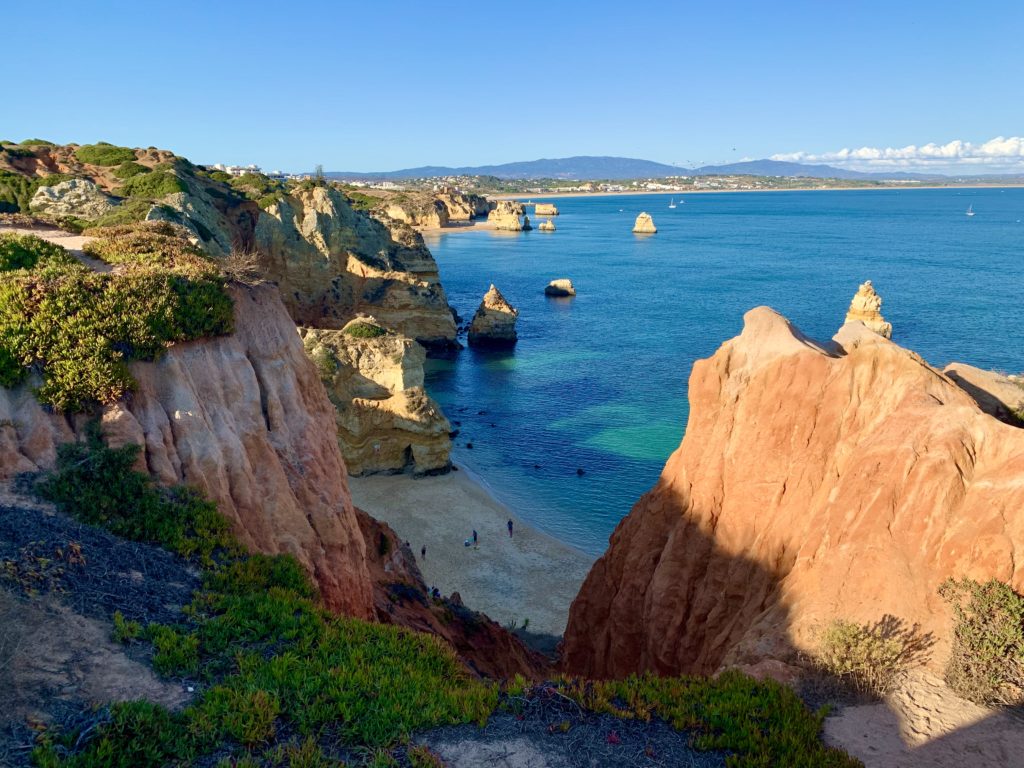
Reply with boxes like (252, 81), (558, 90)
(668, 198), (677, 209)
(966, 204), (975, 217)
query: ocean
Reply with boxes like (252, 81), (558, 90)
(422, 188), (1023, 556)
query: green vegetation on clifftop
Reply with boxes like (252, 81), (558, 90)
(73, 143), (137, 166)
(0, 222), (233, 410)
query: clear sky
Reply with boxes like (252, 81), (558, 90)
(4, 0), (1023, 173)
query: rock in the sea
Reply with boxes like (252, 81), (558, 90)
(302, 318), (451, 476)
(538, 218), (556, 232)
(468, 284), (518, 347)
(0, 284), (374, 618)
(29, 178), (117, 220)
(544, 278), (576, 296)
(521, 215), (533, 231)
(844, 279), (892, 338)
(563, 306), (1024, 679)
(535, 203), (559, 216)
(487, 200), (525, 231)
(632, 212), (657, 233)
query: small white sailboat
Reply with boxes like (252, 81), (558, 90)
(668, 197), (677, 209)
(966, 204), (975, 217)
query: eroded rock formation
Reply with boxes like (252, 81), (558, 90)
(563, 307), (1024, 680)
(944, 363), (1024, 426)
(30, 178), (117, 220)
(538, 219), (556, 232)
(383, 198), (450, 229)
(632, 212), (656, 233)
(534, 203), (559, 216)
(468, 284), (518, 347)
(302, 318), (451, 476)
(844, 279), (892, 338)
(253, 186), (458, 347)
(0, 284), (374, 617)
(487, 200), (525, 231)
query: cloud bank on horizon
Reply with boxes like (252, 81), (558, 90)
(771, 136), (1024, 173)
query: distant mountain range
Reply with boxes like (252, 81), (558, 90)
(325, 156), (953, 182)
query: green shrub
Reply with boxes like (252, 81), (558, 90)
(815, 618), (911, 697)
(19, 138), (57, 146)
(147, 624), (200, 676)
(0, 244), (233, 410)
(343, 322), (388, 339)
(83, 221), (211, 270)
(208, 170), (232, 183)
(37, 426), (235, 563)
(74, 143), (137, 166)
(112, 611), (143, 643)
(344, 190), (382, 211)
(228, 173), (286, 208)
(88, 198), (153, 228)
(554, 671), (861, 768)
(117, 170), (186, 199)
(939, 577), (1024, 704)
(113, 161), (151, 180)
(0, 171), (74, 214)
(0, 232), (75, 271)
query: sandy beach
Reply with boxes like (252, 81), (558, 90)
(348, 467), (594, 638)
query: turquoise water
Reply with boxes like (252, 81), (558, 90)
(422, 189), (1023, 556)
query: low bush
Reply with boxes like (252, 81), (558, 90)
(939, 577), (1024, 704)
(117, 170), (186, 199)
(0, 171), (75, 214)
(343, 190), (382, 212)
(228, 173), (286, 209)
(87, 197), (153, 227)
(74, 143), (137, 166)
(36, 425), (234, 564)
(112, 161), (151, 180)
(815, 618), (915, 697)
(0, 224), (233, 410)
(18, 138), (57, 146)
(344, 322), (388, 339)
(0, 232), (75, 272)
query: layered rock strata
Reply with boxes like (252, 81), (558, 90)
(632, 212), (656, 233)
(302, 318), (451, 476)
(534, 203), (559, 216)
(0, 284), (374, 618)
(563, 307), (1024, 680)
(844, 279), (892, 338)
(468, 285), (518, 347)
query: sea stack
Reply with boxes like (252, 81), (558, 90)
(487, 200), (525, 231)
(468, 284), (518, 347)
(539, 218), (556, 232)
(632, 212), (657, 234)
(844, 280), (892, 338)
(544, 278), (576, 296)
(535, 202), (559, 216)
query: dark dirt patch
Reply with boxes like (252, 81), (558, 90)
(417, 686), (727, 768)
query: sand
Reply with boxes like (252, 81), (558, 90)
(348, 467), (594, 638)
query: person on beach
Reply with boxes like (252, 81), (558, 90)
(507, 519), (514, 538)
(420, 545), (426, 560)
(472, 529), (478, 548)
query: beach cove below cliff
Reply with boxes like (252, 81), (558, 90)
(348, 466), (593, 638)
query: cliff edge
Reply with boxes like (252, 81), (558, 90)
(563, 307), (1024, 679)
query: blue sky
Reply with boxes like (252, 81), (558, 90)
(4, 0), (1023, 173)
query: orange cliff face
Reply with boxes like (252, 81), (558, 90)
(562, 308), (1024, 680)
(0, 283), (374, 619)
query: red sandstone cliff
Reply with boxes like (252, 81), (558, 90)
(562, 308), (1024, 679)
(0, 283), (374, 618)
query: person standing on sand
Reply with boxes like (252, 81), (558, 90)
(472, 529), (478, 549)
(420, 545), (426, 560)
(507, 519), (514, 538)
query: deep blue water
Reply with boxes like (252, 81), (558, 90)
(422, 189), (1023, 556)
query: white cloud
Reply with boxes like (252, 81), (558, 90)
(771, 136), (1024, 173)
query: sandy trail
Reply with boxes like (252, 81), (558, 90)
(348, 467), (594, 637)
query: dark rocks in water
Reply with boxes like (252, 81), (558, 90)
(466, 443), (474, 449)
(576, 468), (585, 476)
(449, 430), (460, 439)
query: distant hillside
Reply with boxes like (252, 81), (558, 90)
(327, 156), (684, 181)
(327, 155), (952, 182)
(691, 159), (945, 181)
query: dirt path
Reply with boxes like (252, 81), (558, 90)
(824, 670), (1024, 767)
